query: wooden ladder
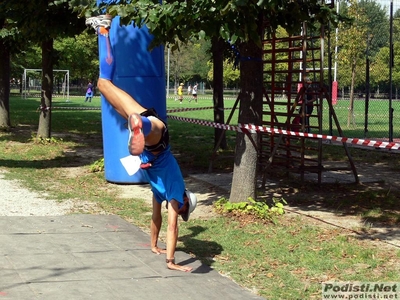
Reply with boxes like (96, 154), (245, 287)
(259, 22), (358, 186)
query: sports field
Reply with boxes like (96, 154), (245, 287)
(166, 94), (400, 143)
(8, 93), (399, 145)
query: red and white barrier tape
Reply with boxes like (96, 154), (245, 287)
(168, 115), (400, 150)
(50, 105), (399, 150)
(241, 124), (400, 150)
(168, 115), (241, 132)
(51, 106), (101, 110)
(167, 106), (215, 113)
(51, 106), (230, 112)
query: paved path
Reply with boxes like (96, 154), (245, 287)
(1, 214), (263, 300)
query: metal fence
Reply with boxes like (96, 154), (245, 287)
(324, 4), (398, 143)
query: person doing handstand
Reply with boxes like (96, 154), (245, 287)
(86, 15), (197, 272)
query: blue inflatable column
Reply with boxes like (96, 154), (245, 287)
(99, 16), (166, 184)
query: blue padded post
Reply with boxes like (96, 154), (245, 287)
(98, 13), (166, 183)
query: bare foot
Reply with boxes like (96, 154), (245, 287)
(152, 246), (166, 255)
(167, 262), (193, 272)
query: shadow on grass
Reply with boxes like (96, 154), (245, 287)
(0, 125), (36, 143)
(262, 176), (400, 248)
(178, 225), (224, 268)
(0, 127), (104, 170)
(286, 182), (400, 220)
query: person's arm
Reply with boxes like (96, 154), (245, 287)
(166, 200), (192, 272)
(151, 196), (166, 254)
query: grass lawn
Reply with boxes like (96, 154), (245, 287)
(1, 95), (400, 299)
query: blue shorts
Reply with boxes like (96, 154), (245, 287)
(140, 146), (185, 208)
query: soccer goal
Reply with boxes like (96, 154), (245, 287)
(22, 68), (70, 102)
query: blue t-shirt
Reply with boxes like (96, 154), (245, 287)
(140, 146), (185, 207)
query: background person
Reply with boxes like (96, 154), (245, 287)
(177, 83), (184, 104)
(85, 81), (93, 102)
(191, 83), (198, 103)
(299, 77), (316, 133)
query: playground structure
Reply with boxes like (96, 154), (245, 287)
(258, 0), (359, 185)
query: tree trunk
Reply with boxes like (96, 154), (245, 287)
(0, 18), (11, 129)
(229, 38), (263, 203)
(211, 37), (227, 149)
(37, 39), (53, 139)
